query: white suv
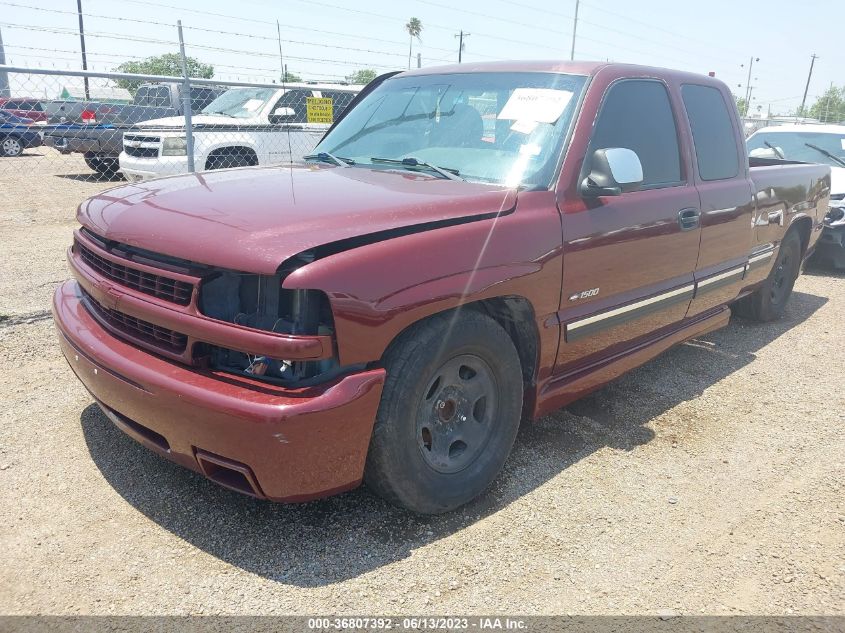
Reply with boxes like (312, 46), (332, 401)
(119, 84), (360, 181)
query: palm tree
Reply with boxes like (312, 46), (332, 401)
(405, 17), (423, 69)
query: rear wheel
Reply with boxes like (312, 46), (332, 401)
(365, 311), (523, 514)
(2, 137), (23, 157)
(733, 230), (801, 322)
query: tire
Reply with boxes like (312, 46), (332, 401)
(83, 153), (119, 178)
(206, 152), (256, 170)
(733, 230), (802, 322)
(365, 310), (523, 514)
(2, 136), (23, 157)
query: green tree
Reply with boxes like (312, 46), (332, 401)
(282, 69), (302, 83)
(115, 53), (213, 95)
(734, 95), (748, 116)
(405, 17), (423, 69)
(808, 85), (845, 123)
(345, 69), (377, 85)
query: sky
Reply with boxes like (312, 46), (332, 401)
(1, 0), (842, 115)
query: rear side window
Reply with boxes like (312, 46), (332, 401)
(682, 84), (739, 181)
(590, 80), (682, 187)
(273, 89), (310, 123)
(189, 88), (218, 112)
(135, 86), (171, 107)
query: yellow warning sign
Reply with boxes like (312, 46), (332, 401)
(306, 97), (334, 123)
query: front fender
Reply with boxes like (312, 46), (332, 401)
(283, 190), (564, 366)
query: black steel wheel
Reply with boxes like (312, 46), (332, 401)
(365, 310), (523, 514)
(733, 230), (801, 322)
(415, 353), (499, 474)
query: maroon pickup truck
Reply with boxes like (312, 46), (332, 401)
(53, 61), (830, 514)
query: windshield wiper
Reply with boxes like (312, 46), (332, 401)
(202, 111), (237, 118)
(763, 141), (785, 159)
(804, 143), (845, 168)
(303, 152), (354, 167)
(370, 157), (464, 181)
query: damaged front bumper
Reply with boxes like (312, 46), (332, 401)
(814, 203), (845, 269)
(53, 280), (386, 501)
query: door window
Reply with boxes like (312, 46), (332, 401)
(589, 80), (682, 188)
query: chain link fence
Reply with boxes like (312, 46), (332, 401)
(0, 65), (361, 182)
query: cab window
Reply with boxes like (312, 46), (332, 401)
(589, 80), (682, 188)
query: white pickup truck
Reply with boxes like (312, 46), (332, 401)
(119, 83), (361, 181)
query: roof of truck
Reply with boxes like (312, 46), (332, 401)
(399, 60), (723, 85)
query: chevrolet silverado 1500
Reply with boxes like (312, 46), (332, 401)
(53, 61), (830, 513)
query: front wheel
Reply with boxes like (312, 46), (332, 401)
(365, 311), (524, 514)
(2, 136), (23, 157)
(83, 153), (120, 178)
(733, 230), (802, 322)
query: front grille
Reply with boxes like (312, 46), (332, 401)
(83, 291), (188, 354)
(124, 146), (159, 158)
(77, 239), (193, 305)
(123, 134), (160, 158)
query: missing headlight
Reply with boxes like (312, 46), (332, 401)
(197, 264), (337, 383)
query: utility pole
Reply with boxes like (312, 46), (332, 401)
(76, 0), (90, 100)
(417, 52), (421, 68)
(176, 21), (195, 173)
(276, 20), (285, 84)
(742, 56), (758, 115)
(570, 0), (579, 60)
(0, 25), (10, 98)
(799, 54), (818, 117)
(455, 30), (470, 63)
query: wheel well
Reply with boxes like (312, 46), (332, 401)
(790, 216), (812, 257)
(383, 297), (540, 389)
(471, 297), (539, 388)
(205, 146), (258, 169)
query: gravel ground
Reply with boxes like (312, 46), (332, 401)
(0, 152), (843, 616)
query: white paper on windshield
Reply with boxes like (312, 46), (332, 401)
(841, 138), (845, 150)
(498, 88), (573, 123)
(519, 143), (542, 156)
(510, 119), (539, 135)
(243, 99), (264, 112)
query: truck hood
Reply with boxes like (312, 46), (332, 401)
(77, 165), (517, 274)
(134, 114), (261, 128)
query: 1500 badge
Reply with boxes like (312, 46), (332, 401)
(569, 287), (600, 301)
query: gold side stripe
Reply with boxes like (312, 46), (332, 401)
(567, 284), (695, 332)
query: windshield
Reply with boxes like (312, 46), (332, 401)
(314, 72), (587, 187)
(201, 87), (276, 118)
(747, 130), (845, 167)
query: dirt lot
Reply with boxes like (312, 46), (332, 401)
(0, 149), (843, 616)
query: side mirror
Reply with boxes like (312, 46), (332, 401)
(269, 107), (295, 123)
(580, 147), (644, 197)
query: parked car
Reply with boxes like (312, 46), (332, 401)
(53, 61), (830, 514)
(0, 111), (43, 157)
(748, 124), (845, 268)
(0, 97), (49, 123)
(118, 84), (361, 180)
(44, 83), (224, 177)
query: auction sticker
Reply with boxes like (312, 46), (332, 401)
(498, 88), (573, 123)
